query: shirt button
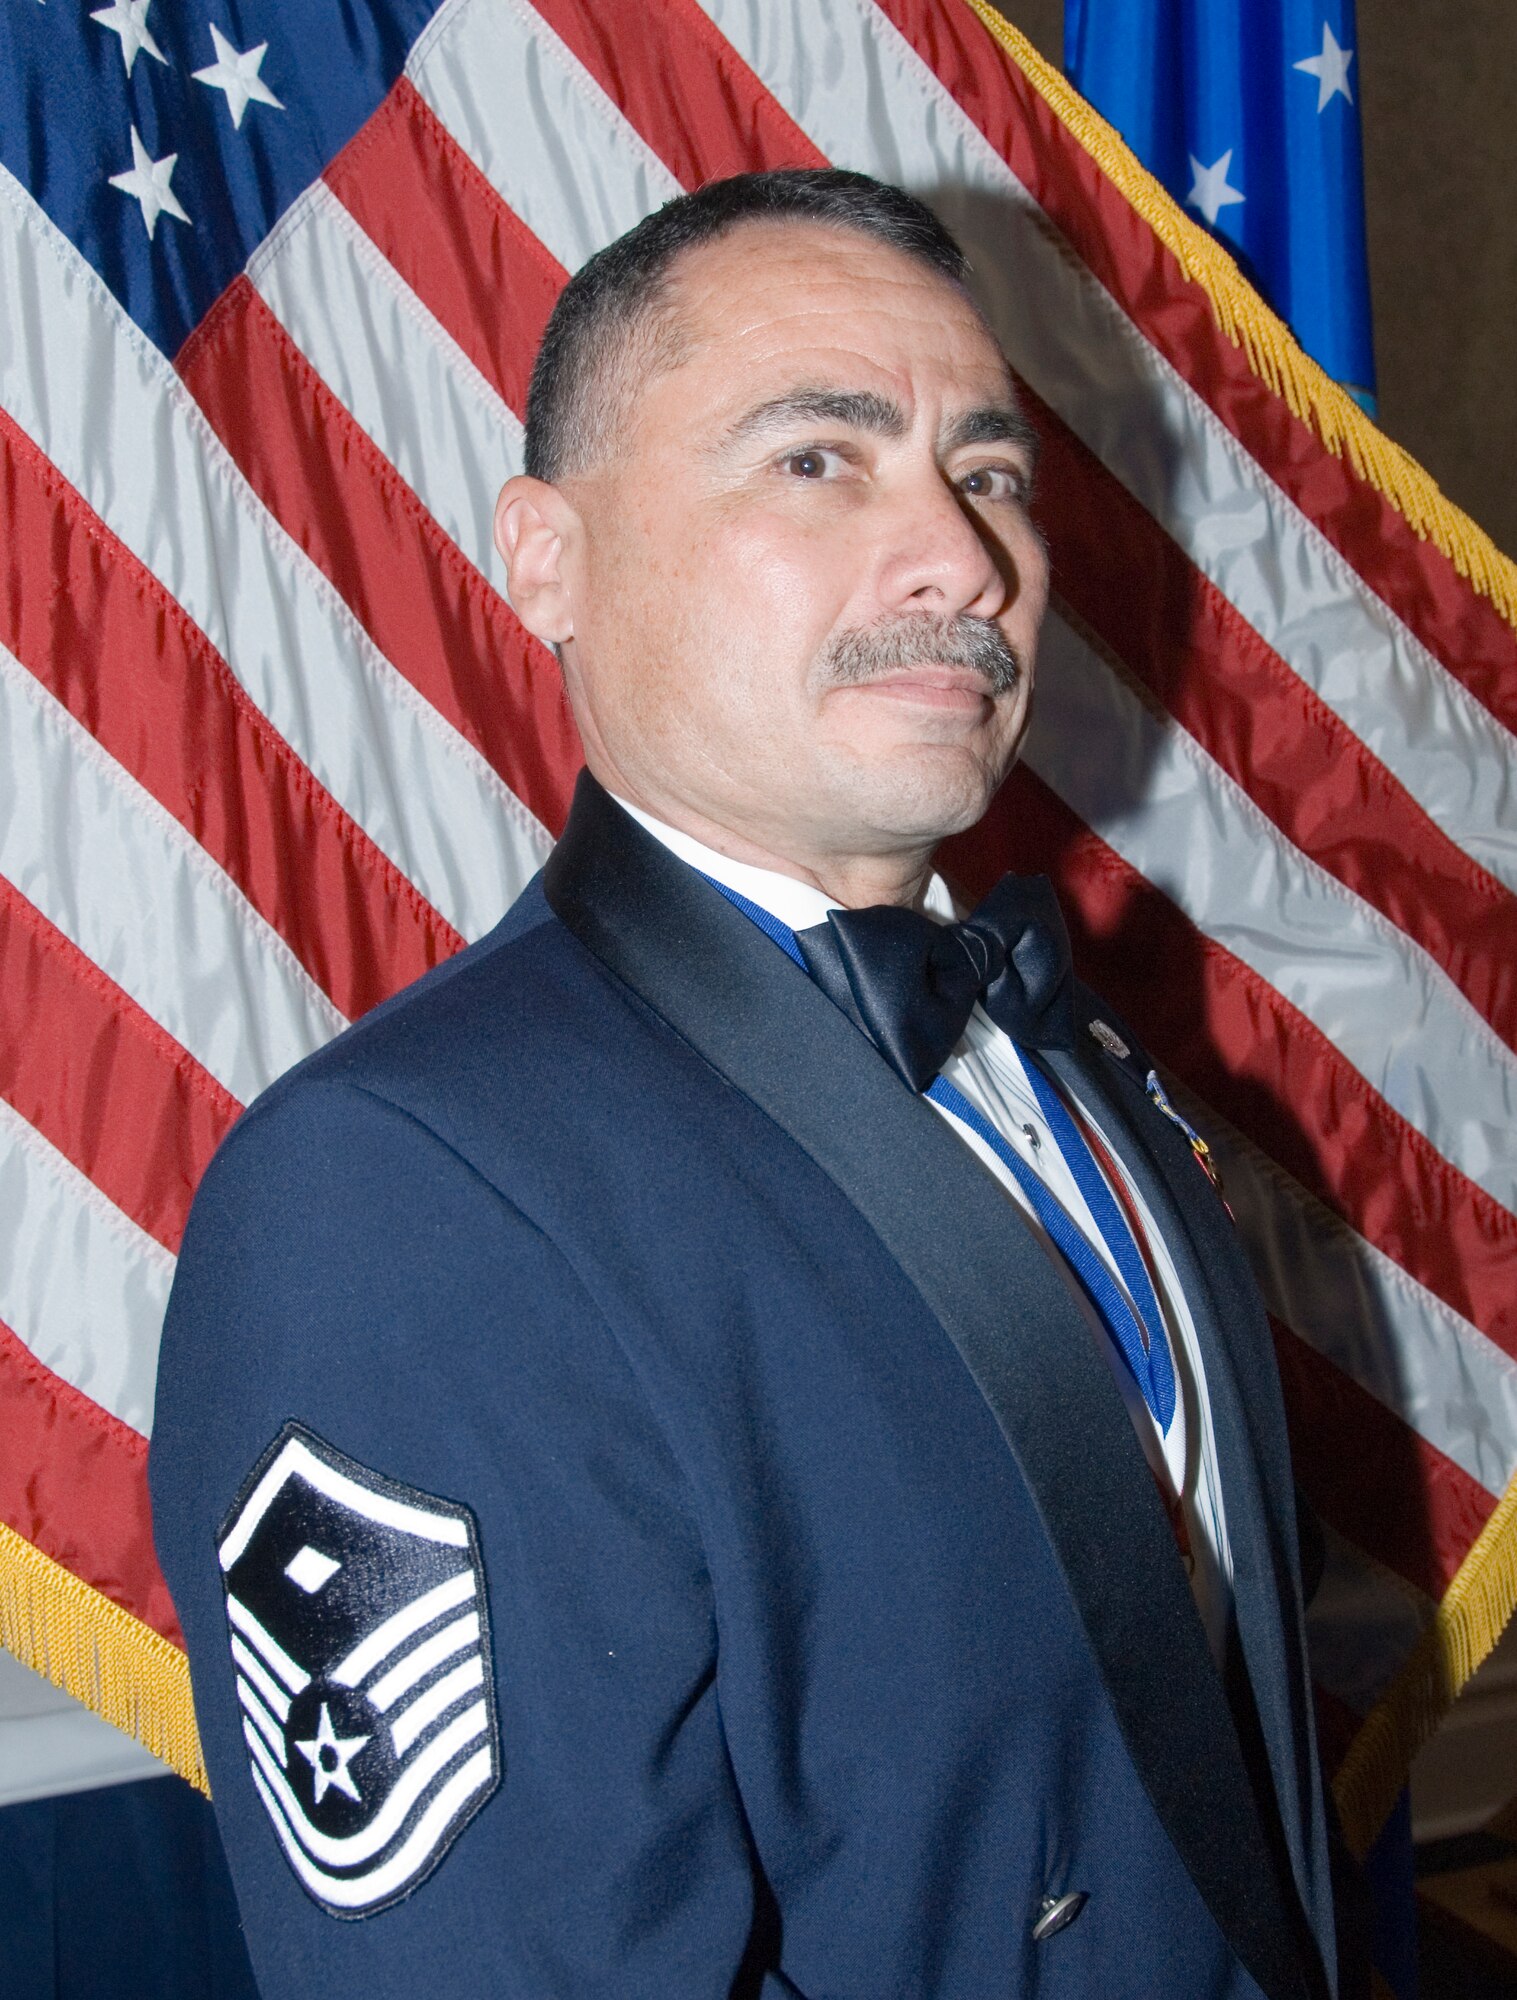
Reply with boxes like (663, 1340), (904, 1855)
(1031, 1890), (1088, 1941)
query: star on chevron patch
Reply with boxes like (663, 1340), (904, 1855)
(217, 1423), (500, 1918)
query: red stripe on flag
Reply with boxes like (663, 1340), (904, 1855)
(179, 279), (581, 839)
(1272, 1318), (1496, 1605)
(870, 0), (1517, 733)
(0, 1321), (181, 1645)
(943, 773), (1517, 1361)
(1028, 395), (1517, 1054)
(0, 408), (454, 1022)
(325, 78), (564, 419)
(0, 881), (237, 1254)
(529, 0), (824, 186)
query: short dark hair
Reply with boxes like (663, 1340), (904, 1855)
(522, 169), (973, 483)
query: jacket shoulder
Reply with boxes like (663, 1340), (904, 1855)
(237, 876), (591, 1127)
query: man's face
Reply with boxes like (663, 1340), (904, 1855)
(506, 221), (1049, 870)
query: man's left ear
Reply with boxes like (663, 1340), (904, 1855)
(495, 476), (580, 647)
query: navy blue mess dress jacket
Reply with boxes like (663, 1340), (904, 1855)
(150, 773), (1337, 2000)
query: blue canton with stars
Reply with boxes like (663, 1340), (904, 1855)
(1066, 0), (1375, 405)
(0, 0), (435, 359)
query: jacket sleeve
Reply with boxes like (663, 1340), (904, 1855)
(150, 1077), (757, 1999)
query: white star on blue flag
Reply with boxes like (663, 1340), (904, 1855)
(1187, 150), (1246, 228)
(108, 126), (191, 240)
(1294, 23), (1355, 112)
(194, 26), (285, 130)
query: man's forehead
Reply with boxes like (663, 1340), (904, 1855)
(615, 217), (1017, 459)
(667, 216), (997, 358)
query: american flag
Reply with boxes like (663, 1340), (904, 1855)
(1, 0), (1513, 1854)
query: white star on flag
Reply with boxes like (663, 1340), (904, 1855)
(89, 0), (167, 78)
(295, 1703), (370, 1807)
(1294, 23), (1355, 112)
(108, 127), (191, 240)
(193, 26), (284, 129)
(1186, 150), (1245, 228)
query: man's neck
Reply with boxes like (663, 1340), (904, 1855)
(606, 788), (931, 911)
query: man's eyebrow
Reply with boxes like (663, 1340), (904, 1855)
(940, 403), (1041, 464)
(720, 387), (907, 448)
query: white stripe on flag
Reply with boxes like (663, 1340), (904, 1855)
(1194, 1087), (1517, 1496)
(0, 166), (539, 945)
(696, 0), (1517, 891)
(0, 1095), (172, 1434)
(408, 0), (681, 275)
(0, 642), (342, 1102)
(251, 183), (527, 581)
(1030, 611), (1517, 1207)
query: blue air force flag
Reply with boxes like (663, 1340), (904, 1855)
(1066, 0), (1376, 403)
(217, 1425), (499, 1917)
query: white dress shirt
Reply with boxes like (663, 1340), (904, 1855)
(615, 799), (1235, 1662)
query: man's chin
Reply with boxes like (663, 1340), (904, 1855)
(823, 743), (1008, 849)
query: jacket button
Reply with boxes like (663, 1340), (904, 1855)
(1031, 1891), (1088, 1942)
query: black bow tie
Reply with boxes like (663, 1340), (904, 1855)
(795, 873), (1076, 1093)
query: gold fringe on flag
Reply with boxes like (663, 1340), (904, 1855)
(1331, 1470), (1517, 1857)
(0, 1521), (208, 1795)
(961, 0), (1517, 633)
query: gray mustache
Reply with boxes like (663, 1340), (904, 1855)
(817, 614), (1021, 695)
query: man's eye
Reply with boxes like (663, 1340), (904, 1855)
(781, 448), (843, 480)
(959, 466), (1024, 502)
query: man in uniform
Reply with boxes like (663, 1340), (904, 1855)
(152, 170), (1341, 1998)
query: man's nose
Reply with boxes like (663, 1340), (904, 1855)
(877, 474), (1010, 620)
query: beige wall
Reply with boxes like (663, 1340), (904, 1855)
(1358, 0), (1517, 559)
(997, 1), (1517, 557)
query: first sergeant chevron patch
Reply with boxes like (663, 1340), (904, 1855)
(217, 1424), (500, 1917)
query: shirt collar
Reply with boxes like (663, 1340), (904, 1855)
(611, 795), (958, 932)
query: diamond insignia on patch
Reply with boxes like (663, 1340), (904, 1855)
(218, 1423), (499, 1918)
(285, 1545), (342, 1594)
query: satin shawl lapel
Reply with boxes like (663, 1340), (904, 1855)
(543, 777), (1307, 2000)
(1044, 1030), (1334, 1979)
